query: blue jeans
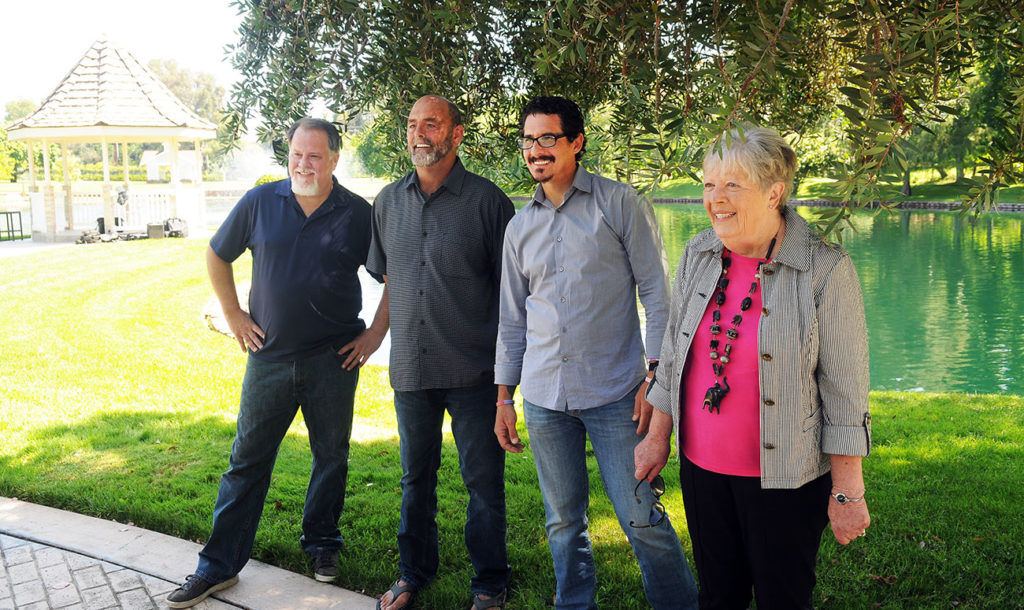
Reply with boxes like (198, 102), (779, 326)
(394, 382), (509, 596)
(524, 389), (698, 610)
(195, 347), (358, 583)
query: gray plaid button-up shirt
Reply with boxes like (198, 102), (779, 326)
(368, 158), (515, 391)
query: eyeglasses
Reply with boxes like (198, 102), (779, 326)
(629, 474), (667, 528)
(516, 134), (568, 149)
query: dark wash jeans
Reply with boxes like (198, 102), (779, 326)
(195, 347), (358, 583)
(394, 382), (510, 596)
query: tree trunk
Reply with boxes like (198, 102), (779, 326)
(901, 167), (912, 196)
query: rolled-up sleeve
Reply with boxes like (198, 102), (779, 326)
(817, 253), (872, 457)
(495, 227), (528, 386)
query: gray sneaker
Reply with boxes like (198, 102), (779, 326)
(313, 551), (339, 582)
(166, 574), (238, 608)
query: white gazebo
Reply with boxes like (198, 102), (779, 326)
(5, 37), (217, 241)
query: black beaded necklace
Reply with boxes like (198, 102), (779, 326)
(702, 236), (777, 414)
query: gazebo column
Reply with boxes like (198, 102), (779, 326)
(102, 138), (115, 233)
(41, 139), (56, 241)
(169, 138), (181, 217)
(27, 141), (38, 192)
(122, 141), (130, 189)
(194, 138), (206, 232)
(61, 142), (73, 231)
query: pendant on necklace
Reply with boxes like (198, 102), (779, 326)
(702, 377), (731, 414)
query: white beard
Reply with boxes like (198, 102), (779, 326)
(291, 175), (321, 197)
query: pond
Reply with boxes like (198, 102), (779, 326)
(654, 204), (1024, 396)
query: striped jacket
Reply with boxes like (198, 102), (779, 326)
(648, 208), (871, 489)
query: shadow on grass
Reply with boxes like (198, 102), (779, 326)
(0, 408), (667, 608)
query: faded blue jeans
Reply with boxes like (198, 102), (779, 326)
(394, 382), (510, 597)
(195, 347), (358, 583)
(524, 388), (699, 610)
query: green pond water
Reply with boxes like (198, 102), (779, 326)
(654, 204), (1024, 396)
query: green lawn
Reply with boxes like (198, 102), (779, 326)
(1, 240), (1022, 608)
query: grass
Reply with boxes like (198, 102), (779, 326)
(1, 240), (1022, 609)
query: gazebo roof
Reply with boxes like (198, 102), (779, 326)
(6, 38), (217, 142)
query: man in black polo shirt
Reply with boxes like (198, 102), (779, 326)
(368, 95), (515, 610)
(167, 118), (383, 608)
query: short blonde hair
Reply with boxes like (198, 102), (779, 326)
(703, 126), (797, 207)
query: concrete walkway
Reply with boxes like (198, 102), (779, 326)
(0, 498), (376, 609)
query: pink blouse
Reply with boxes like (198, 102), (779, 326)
(681, 252), (765, 477)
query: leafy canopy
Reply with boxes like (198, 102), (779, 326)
(222, 0), (1024, 237)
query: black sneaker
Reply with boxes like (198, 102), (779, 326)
(313, 551), (339, 583)
(165, 574), (238, 608)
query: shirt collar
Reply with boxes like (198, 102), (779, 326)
(400, 157), (468, 197)
(692, 207), (813, 271)
(529, 165), (592, 208)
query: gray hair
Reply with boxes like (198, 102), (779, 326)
(704, 126), (797, 207)
(287, 118), (341, 153)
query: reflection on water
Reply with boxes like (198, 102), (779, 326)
(653, 205), (1024, 395)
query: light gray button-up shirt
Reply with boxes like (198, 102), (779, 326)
(495, 167), (670, 410)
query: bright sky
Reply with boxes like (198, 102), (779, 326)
(1, 0), (242, 114)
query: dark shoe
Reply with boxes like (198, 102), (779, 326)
(376, 578), (419, 610)
(165, 574), (238, 608)
(313, 551), (339, 583)
(470, 588), (508, 609)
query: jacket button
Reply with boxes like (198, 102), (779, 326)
(762, 307), (769, 316)
(762, 353), (773, 361)
(764, 399), (775, 406)
(764, 443), (776, 450)
(763, 269), (774, 276)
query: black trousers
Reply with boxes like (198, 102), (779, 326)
(679, 455), (831, 610)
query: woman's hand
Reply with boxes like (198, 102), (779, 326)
(829, 495), (870, 545)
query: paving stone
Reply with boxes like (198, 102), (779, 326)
(0, 599), (13, 610)
(2, 546), (32, 567)
(100, 562), (123, 575)
(12, 580), (46, 606)
(6, 561), (40, 585)
(40, 561), (74, 587)
(0, 536), (27, 551)
(74, 564), (108, 590)
(140, 574), (175, 598)
(34, 547), (67, 568)
(65, 553), (95, 570)
(20, 601), (51, 610)
(116, 587), (157, 609)
(47, 579), (83, 608)
(80, 584), (117, 609)
(107, 569), (143, 593)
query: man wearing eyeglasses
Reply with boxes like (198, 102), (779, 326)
(367, 95), (515, 610)
(493, 96), (698, 609)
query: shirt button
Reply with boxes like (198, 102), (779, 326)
(559, 266), (564, 272)
(556, 236), (562, 242)
(421, 348), (427, 353)
(764, 399), (775, 406)
(420, 261), (426, 266)
(561, 327), (567, 333)
(422, 231), (427, 237)
(419, 290), (424, 296)
(762, 353), (772, 361)
(562, 356), (568, 362)
(560, 297), (566, 303)
(762, 307), (769, 316)
(419, 319), (425, 325)
(764, 443), (776, 450)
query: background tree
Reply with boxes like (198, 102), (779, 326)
(148, 59), (229, 177)
(221, 0), (1024, 237)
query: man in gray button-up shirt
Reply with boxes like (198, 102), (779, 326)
(366, 95), (514, 610)
(493, 96), (697, 609)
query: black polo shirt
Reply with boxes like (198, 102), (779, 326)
(367, 158), (515, 391)
(211, 178), (378, 362)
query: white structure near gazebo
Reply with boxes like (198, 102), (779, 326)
(141, 147), (202, 183)
(5, 38), (216, 242)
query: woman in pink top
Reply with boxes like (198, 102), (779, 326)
(635, 126), (872, 609)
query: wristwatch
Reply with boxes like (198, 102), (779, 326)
(830, 491), (864, 505)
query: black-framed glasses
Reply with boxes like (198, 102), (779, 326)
(629, 474), (667, 528)
(516, 134), (568, 149)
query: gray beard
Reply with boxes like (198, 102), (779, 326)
(409, 137), (453, 167)
(291, 177), (321, 197)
